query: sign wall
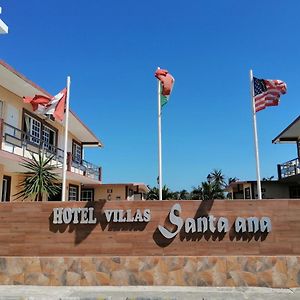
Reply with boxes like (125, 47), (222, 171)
(0, 200), (298, 256)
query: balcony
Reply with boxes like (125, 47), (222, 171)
(277, 157), (300, 179)
(0, 120), (101, 181)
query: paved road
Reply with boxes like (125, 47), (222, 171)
(0, 286), (299, 300)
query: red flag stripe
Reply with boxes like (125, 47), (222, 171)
(23, 88), (67, 121)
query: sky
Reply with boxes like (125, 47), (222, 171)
(1, 0), (300, 191)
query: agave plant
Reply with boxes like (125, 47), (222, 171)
(15, 153), (61, 201)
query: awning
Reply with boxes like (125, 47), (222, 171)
(272, 115), (300, 144)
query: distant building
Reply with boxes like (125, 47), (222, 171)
(97, 183), (149, 201)
(273, 115), (300, 181)
(227, 115), (300, 200)
(226, 180), (291, 199)
(0, 7), (8, 34)
(272, 115), (300, 197)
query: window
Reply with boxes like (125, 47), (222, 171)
(81, 188), (94, 201)
(23, 111), (57, 149)
(68, 184), (79, 201)
(24, 114), (41, 144)
(42, 125), (56, 152)
(72, 140), (82, 163)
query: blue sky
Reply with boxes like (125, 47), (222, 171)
(1, 1), (300, 191)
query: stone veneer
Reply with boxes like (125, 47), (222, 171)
(0, 256), (299, 287)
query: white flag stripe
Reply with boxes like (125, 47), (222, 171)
(44, 92), (64, 115)
(34, 91), (64, 117)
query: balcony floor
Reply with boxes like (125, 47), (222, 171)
(0, 149), (101, 185)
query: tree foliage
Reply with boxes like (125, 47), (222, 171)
(147, 169), (239, 200)
(210, 169), (227, 188)
(146, 185), (174, 200)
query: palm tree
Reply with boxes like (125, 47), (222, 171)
(178, 189), (189, 200)
(191, 185), (203, 200)
(146, 185), (174, 200)
(201, 181), (224, 200)
(227, 177), (238, 185)
(15, 153), (61, 201)
(262, 176), (274, 181)
(209, 169), (226, 188)
(191, 181), (225, 201)
(170, 191), (179, 200)
(146, 186), (159, 200)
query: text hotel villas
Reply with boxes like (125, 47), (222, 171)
(0, 61), (148, 202)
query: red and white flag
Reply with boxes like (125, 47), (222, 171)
(23, 88), (67, 121)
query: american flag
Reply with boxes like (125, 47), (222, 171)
(253, 77), (287, 112)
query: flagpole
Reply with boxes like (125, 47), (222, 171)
(157, 67), (163, 201)
(61, 76), (71, 202)
(250, 69), (262, 200)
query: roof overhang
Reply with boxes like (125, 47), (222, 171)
(0, 61), (103, 147)
(0, 8), (8, 34)
(272, 116), (300, 144)
(0, 18), (8, 34)
(225, 181), (252, 192)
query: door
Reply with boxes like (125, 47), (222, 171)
(6, 104), (19, 131)
(5, 104), (19, 152)
(1, 175), (11, 202)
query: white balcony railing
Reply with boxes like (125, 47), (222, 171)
(278, 157), (300, 179)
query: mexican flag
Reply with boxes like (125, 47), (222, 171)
(155, 69), (175, 108)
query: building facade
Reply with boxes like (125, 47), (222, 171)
(226, 180), (291, 199)
(0, 61), (149, 202)
(273, 116), (300, 177)
(272, 115), (300, 197)
(97, 183), (148, 201)
(228, 115), (300, 200)
(0, 61), (104, 202)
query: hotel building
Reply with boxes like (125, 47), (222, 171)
(0, 61), (148, 202)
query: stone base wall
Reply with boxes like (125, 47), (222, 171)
(0, 256), (299, 288)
